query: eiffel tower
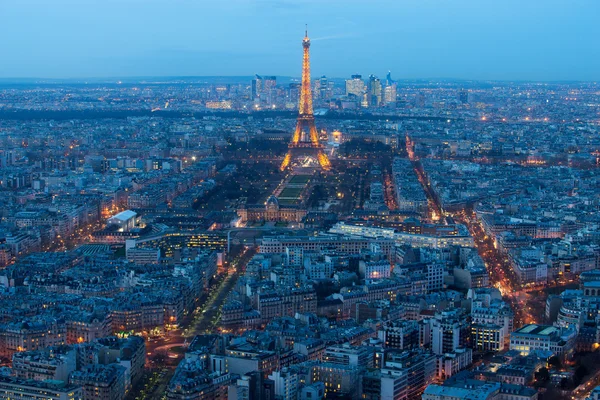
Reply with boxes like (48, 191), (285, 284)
(280, 28), (331, 171)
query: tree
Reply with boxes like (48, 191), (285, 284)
(535, 367), (550, 382)
(548, 355), (562, 370)
(151, 351), (167, 366)
(306, 185), (328, 208)
(559, 377), (569, 390)
(573, 365), (588, 387)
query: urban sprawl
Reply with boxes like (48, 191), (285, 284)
(1, 33), (600, 400)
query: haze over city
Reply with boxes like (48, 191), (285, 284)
(2, 0), (600, 80)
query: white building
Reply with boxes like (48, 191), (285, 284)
(509, 324), (576, 359)
(329, 222), (474, 250)
(107, 210), (138, 232)
(437, 348), (473, 380)
(471, 324), (506, 352)
(268, 368), (299, 400)
(360, 259), (391, 281)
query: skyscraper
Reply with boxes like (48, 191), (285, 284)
(345, 74), (365, 98)
(251, 75), (262, 100)
(319, 76), (330, 100)
(251, 75), (276, 103)
(384, 83), (397, 105)
(386, 70), (394, 86)
(368, 75), (383, 107)
(263, 76), (277, 104)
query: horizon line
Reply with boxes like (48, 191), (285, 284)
(0, 75), (597, 84)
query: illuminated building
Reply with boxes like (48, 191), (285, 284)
(359, 259), (391, 281)
(70, 364), (127, 400)
(329, 130), (342, 145)
(252, 75), (276, 104)
(330, 222), (474, 249)
(304, 362), (362, 399)
(251, 74), (262, 100)
(345, 74), (365, 98)
(281, 28), (331, 171)
(237, 195), (307, 223)
(509, 324), (576, 359)
(318, 75), (331, 100)
(66, 313), (113, 344)
(269, 368), (299, 400)
(0, 317), (67, 358)
(127, 231), (228, 257)
(107, 210), (138, 232)
(260, 235), (395, 259)
(263, 76), (277, 104)
(13, 346), (77, 382)
(0, 376), (83, 400)
(205, 100), (232, 109)
(471, 323), (506, 352)
(384, 83), (397, 104)
(368, 75), (383, 107)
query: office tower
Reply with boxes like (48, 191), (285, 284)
(345, 74), (365, 98)
(251, 75), (263, 100)
(368, 75), (383, 107)
(459, 89), (469, 104)
(251, 75), (275, 103)
(386, 70), (394, 86)
(319, 76), (330, 100)
(384, 83), (397, 104)
(263, 76), (277, 104)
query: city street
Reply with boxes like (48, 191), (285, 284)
(137, 247), (255, 400)
(407, 139), (538, 328)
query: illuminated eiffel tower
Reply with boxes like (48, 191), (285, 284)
(280, 28), (331, 171)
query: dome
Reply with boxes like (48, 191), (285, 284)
(265, 195), (280, 211)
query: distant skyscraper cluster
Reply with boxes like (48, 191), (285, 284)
(252, 74), (277, 105)
(344, 72), (397, 108)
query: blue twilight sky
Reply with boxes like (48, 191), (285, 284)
(1, 0), (599, 81)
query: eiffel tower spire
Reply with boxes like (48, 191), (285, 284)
(281, 28), (331, 171)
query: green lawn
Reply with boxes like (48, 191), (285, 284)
(278, 198), (298, 206)
(289, 175), (311, 185)
(279, 187), (303, 199)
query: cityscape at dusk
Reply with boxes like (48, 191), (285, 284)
(1, 1), (600, 400)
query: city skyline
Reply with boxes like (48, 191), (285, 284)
(3, 2), (600, 400)
(2, 0), (600, 81)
